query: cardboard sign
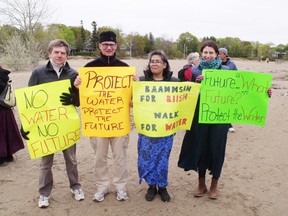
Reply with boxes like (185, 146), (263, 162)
(199, 70), (272, 126)
(78, 67), (135, 137)
(133, 82), (200, 137)
(15, 80), (80, 159)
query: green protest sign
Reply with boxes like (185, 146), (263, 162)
(199, 70), (272, 126)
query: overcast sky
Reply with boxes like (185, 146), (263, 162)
(47, 0), (287, 45)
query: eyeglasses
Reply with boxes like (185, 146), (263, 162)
(101, 43), (116, 49)
(150, 60), (163, 64)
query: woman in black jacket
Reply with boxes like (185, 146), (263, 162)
(0, 66), (24, 166)
(137, 50), (178, 202)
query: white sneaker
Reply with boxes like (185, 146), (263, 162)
(71, 188), (85, 201)
(229, 127), (235, 133)
(92, 188), (109, 202)
(116, 189), (128, 201)
(38, 195), (49, 208)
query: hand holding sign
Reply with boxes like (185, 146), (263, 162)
(60, 87), (79, 106)
(196, 75), (204, 83)
(267, 88), (272, 98)
(20, 126), (30, 140)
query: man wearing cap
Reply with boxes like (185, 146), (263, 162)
(218, 47), (237, 70)
(76, 30), (130, 202)
(218, 47), (238, 132)
(85, 31), (128, 67)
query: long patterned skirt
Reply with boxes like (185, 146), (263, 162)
(137, 134), (174, 187)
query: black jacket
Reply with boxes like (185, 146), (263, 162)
(139, 70), (179, 81)
(0, 67), (11, 110)
(85, 53), (128, 67)
(0, 68), (10, 94)
(28, 61), (78, 86)
(28, 61), (80, 106)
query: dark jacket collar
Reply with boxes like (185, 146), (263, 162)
(0, 68), (10, 82)
(143, 70), (174, 81)
(46, 61), (71, 72)
(99, 53), (117, 64)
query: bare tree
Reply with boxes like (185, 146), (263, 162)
(0, 0), (50, 35)
(1, 32), (30, 71)
(0, 0), (50, 68)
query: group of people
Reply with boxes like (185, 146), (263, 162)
(0, 30), (272, 208)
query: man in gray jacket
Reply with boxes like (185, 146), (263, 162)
(25, 39), (84, 208)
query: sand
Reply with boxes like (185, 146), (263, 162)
(1, 58), (288, 216)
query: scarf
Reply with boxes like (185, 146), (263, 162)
(199, 57), (222, 69)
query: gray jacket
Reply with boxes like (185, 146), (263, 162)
(28, 61), (78, 87)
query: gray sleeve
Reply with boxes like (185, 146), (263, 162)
(28, 69), (39, 87)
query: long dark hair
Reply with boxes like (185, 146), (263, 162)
(143, 50), (172, 81)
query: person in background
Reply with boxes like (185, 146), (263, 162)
(178, 52), (200, 81)
(218, 47), (237, 70)
(23, 39), (85, 208)
(218, 47), (237, 132)
(0, 66), (24, 166)
(137, 50), (178, 202)
(74, 30), (130, 202)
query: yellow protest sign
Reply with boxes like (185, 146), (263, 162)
(78, 67), (135, 137)
(15, 80), (81, 159)
(133, 82), (200, 137)
(199, 70), (272, 126)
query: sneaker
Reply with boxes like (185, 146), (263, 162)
(145, 185), (157, 201)
(38, 195), (49, 208)
(71, 188), (85, 201)
(158, 187), (171, 202)
(116, 189), (128, 201)
(229, 127), (235, 133)
(92, 188), (109, 202)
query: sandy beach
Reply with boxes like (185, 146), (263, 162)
(1, 58), (288, 216)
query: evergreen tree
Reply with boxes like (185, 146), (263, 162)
(91, 21), (99, 51)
